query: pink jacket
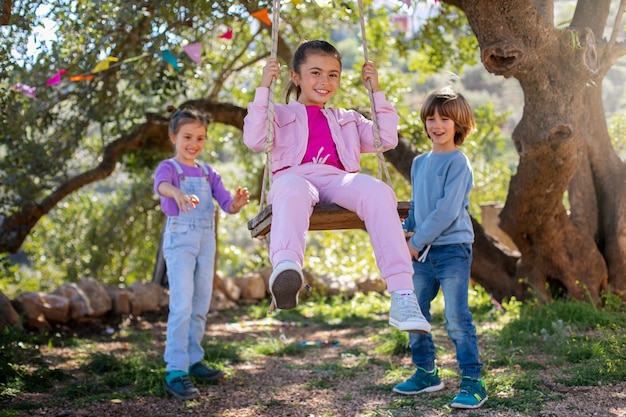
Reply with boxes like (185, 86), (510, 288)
(243, 87), (399, 173)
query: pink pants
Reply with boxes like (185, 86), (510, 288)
(268, 164), (414, 292)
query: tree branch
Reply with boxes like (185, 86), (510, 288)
(0, 0), (11, 26)
(571, 0), (611, 36)
(0, 101), (247, 254)
(609, 0), (626, 47)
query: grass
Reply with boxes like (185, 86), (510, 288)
(1, 288), (625, 416)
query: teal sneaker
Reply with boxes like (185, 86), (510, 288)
(165, 371), (200, 400)
(450, 376), (488, 409)
(189, 361), (224, 382)
(392, 367), (444, 395)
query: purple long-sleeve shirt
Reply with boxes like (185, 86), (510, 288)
(154, 159), (235, 216)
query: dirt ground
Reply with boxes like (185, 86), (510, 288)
(6, 310), (626, 417)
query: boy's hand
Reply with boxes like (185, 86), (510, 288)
(405, 233), (420, 260)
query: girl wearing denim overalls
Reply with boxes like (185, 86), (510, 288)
(154, 108), (249, 400)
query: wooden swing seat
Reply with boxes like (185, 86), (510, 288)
(248, 201), (410, 238)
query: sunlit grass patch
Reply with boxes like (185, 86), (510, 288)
(298, 291), (392, 328)
(485, 370), (560, 412)
(372, 327), (409, 356)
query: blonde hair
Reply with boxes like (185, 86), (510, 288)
(420, 87), (475, 145)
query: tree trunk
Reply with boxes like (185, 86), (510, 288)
(575, 80), (626, 296)
(442, 0), (626, 302)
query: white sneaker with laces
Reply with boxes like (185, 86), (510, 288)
(268, 261), (304, 311)
(389, 292), (431, 333)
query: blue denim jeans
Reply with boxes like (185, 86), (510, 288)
(409, 244), (482, 379)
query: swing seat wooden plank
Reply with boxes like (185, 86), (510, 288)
(248, 201), (411, 238)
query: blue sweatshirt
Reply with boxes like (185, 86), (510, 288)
(402, 150), (474, 252)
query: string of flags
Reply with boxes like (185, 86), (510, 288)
(8, 7), (277, 100)
(10, 0), (424, 100)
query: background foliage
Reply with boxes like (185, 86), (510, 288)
(2, 1), (625, 298)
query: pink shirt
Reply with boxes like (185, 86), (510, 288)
(301, 106), (345, 170)
(243, 88), (399, 174)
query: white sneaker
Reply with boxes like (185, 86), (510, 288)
(389, 292), (431, 333)
(268, 261), (304, 311)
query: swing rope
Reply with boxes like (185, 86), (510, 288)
(257, 0), (393, 215)
(259, 0), (281, 213)
(357, 0), (393, 187)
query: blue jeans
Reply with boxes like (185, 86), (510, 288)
(409, 244), (482, 379)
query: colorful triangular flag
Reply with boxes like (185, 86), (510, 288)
(93, 57), (119, 73)
(46, 69), (67, 86)
(251, 8), (271, 26)
(183, 43), (202, 65)
(161, 50), (180, 71)
(219, 29), (233, 40)
(11, 83), (36, 99)
(69, 74), (96, 81)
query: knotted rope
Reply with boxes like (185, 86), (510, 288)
(357, 0), (393, 187)
(259, 0), (281, 212)
(258, 0), (394, 213)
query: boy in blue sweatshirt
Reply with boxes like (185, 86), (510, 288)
(392, 87), (487, 409)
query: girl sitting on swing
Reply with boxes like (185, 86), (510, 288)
(243, 40), (430, 334)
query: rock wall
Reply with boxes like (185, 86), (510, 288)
(0, 269), (387, 331)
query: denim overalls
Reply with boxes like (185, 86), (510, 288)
(163, 159), (216, 373)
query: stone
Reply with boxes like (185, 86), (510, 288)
(237, 271), (267, 300)
(105, 286), (132, 315)
(0, 290), (21, 330)
(130, 281), (163, 313)
(53, 283), (94, 320)
(356, 273), (387, 294)
(14, 292), (70, 327)
(210, 289), (238, 311)
(214, 272), (242, 301)
(77, 277), (112, 317)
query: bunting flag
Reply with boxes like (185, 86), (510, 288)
(219, 28), (233, 40)
(183, 43), (202, 65)
(251, 8), (271, 26)
(161, 50), (180, 70)
(11, 83), (37, 99)
(46, 69), (66, 86)
(93, 56), (119, 73)
(393, 15), (409, 32)
(68, 74), (95, 81)
(17, 11), (278, 91)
